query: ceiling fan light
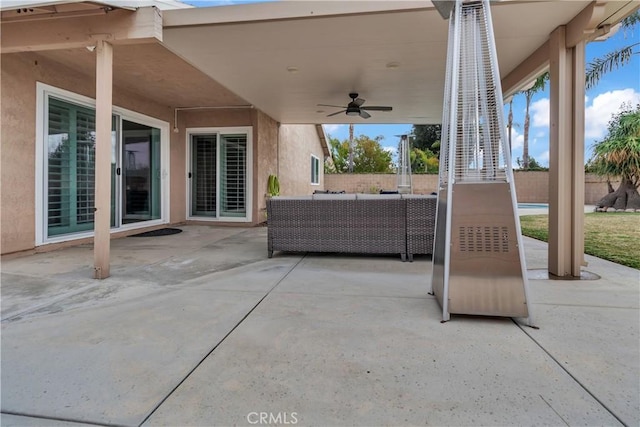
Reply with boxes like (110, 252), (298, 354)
(346, 106), (360, 116)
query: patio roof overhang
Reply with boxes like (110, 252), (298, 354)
(2, 1), (635, 123)
(160, 0), (637, 125)
(0, 1), (250, 109)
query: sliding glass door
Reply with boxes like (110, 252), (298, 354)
(188, 130), (250, 221)
(122, 120), (161, 224)
(42, 88), (167, 243)
(220, 134), (247, 218)
(191, 134), (217, 217)
(47, 98), (115, 237)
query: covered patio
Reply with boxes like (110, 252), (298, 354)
(1, 225), (638, 425)
(2, 0), (638, 279)
(160, 0), (636, 279)
(2, 1), (639, 425)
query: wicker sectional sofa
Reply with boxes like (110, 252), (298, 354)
(266, 194), (436, 261)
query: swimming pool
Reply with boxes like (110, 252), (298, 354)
(518, 203), (548, 209)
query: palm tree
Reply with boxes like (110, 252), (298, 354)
(513, 12), (637, 164)
(507, 97), (514, 152)
(586, 11), (639, 90)
(521, 72), (549, 169)
(348, 123), (354, 173)
(506, 97), (522, 157)
(591, 104), (640, 211)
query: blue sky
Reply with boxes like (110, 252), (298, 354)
(506, 23), (640, 167)
(184, 0), (639, 167)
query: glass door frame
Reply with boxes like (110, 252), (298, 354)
(185, 127), (253, 223)
(113, 110), (169, 233)
(120, 123), (163, 224)
(35, 82), (171, 246)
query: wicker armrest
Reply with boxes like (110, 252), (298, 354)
(404, 195), (437, 261)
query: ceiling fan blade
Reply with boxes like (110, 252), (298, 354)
(318, 103), (347, 108)
(362, 106), (393, 111)
(359, 110), (371, 119)
(327, 110), (346, 117)
(354, 98), (365, 107)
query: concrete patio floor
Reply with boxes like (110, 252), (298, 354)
(1, 225), (638, 426)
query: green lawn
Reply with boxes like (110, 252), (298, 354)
(519, 212), (640, 270)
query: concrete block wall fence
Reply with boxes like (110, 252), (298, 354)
(324, 172), (616, 205)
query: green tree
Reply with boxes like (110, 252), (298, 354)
(411, 125), (441, 156)
(590, 103), (640, 211)
(327, 135), (393, 173)
(327, 137), (349, 173)
(410, 147), (439, 173)
(516, 156), (547, 171)
(586, 12), (639, 89)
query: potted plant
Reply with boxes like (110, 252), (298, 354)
(267, 174), (280, 197)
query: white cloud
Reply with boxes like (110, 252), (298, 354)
(538, 150), (550, 166)
(383, 145), (398, 163)
(531, 98), (550, 127)
(504, 126), (524, 150)
(383, 146), (397, 154)
(322, 124), (346, 135)
(512, 88), (639, 148)
(505, 127), (550, 167)
(585, 89), (640, 140)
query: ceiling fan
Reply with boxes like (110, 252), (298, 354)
(318, 92), (392, 119)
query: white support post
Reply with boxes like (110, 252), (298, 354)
(571, 40), (586, 277)
(548, 26), (584, 277)
(93, 40), (113, 279)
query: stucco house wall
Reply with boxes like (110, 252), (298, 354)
(174, 108), (255, 224)
(1, 52), (176, 254)
(0, 51), (290, 254)
(254, 110), (279, 219)
(278, 125), (325, 196)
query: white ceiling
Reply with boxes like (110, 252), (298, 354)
(32, 43), (248, 108)
(6, 1), (631, 125)
(162, 0), (594, 125)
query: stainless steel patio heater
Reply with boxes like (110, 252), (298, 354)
(431, 0), (533, 324)
(397, 134), (412, 194)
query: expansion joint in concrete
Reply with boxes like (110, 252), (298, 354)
(0, 410), (122, 427)
(512, 319), (628, 427)
(137, 255), (307, 427)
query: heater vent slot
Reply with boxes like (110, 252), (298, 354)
(458, 226), (509, 253)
